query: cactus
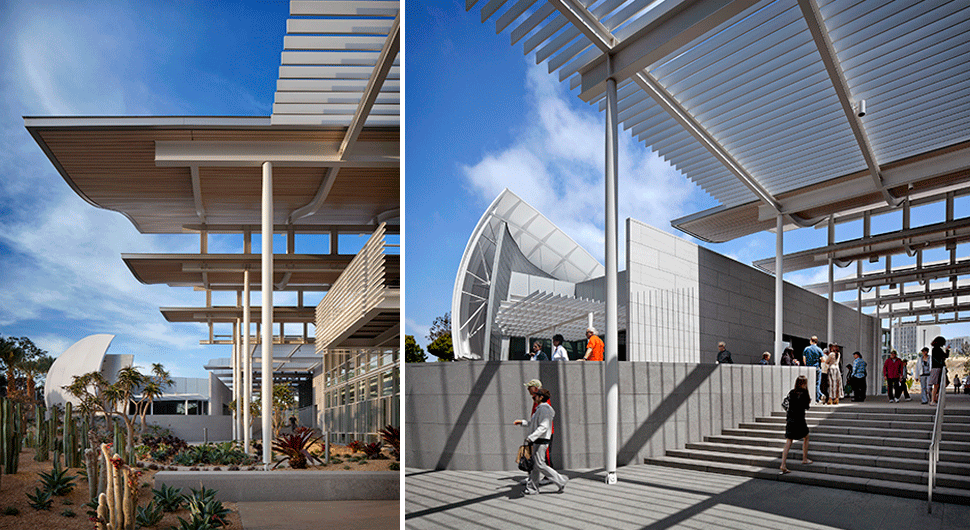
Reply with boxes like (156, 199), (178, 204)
(35, 406), (49, 462)
(2, 398), (23, 474)
(98, 443), (138, 530)
(34, 406), (42, 448)
(64, 402), (73, 468)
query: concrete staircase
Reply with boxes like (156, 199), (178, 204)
(643, 403), (970, 504)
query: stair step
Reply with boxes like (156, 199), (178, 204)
(736, 422), (970, 442)
(755, 416), (970, 432)
(717, 431), (969, 452)
(679, 444), (970, 475)
(701, 435), (967, 463)
(642, 455), (970, 505)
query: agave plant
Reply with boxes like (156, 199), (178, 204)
(26, 487), (53, 510)
(153, 483), (185, 512)
(184, 486), (229, 528)
(38, 461), (78, 496)
(173, 513), (221, 530)
(136, 500), (165, 527)
(271, 427), (324, 469)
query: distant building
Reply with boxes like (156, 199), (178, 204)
(892, 324), (940, 356)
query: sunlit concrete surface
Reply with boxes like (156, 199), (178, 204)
(238, 500), (399, 530)
(405, 464), (970, 530)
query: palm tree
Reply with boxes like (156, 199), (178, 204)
(135, 363), (174, 439)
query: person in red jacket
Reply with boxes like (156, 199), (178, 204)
(883, 350), (905, 403)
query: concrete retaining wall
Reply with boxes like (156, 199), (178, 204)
(405, 361), (816, 471)
(146, 415), (231, 443)
(156, 471), (399, 502)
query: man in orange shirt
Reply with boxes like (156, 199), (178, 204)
(582, 327), (604, 361)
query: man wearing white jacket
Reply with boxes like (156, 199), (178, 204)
(523, 388), (568, 495)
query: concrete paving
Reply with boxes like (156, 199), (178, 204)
(405, 463), (970, 529)
(238, 500), (399, 530)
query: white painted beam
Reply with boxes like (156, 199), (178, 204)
(340, 13), (400, 157)
(579, 0), (758, 102)
(155, 140), (399, 167)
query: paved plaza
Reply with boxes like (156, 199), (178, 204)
(406, 393), (970, 529)
(237, 500), (399, 530)
(405, 463), (968, 530)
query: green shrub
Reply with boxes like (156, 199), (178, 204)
(389, 462), (399, 471)
(3, 506), (19, 516)
(60, 509), (76, 517)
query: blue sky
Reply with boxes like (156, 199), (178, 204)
(403, 1), (970, 349)
(0, 0), (292, 378)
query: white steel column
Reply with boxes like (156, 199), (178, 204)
(243, 269), (252, 453)
(827, 217), (834, 343)
(261, 161), (274, 467)
(604, 71), (619, 485)
(827, 258), (834, 342)
(774, 214), (784, 356)
(857, 260), (863, 355)
(232, 319), (239, 438)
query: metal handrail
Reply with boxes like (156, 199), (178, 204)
(927, 367), (947, 514)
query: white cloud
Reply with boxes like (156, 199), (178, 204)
(0, 3), (257, 378)
(461, 62), (705, 263)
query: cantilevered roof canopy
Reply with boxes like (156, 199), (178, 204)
(469, 0), (970, 242)
(160, 306), (315, 324)
(495, 291), (629, 341)
(122, 253), (356, 290)
(25, 117), (399, 234)
(271, 1), (400, 127)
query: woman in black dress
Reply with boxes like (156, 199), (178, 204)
(780, 375), (813, 474)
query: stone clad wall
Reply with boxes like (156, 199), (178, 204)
(405, 361), (815, 471)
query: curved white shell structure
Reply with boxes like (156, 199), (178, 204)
(44, 334), (115, 409)
(452, 189), (603, 360)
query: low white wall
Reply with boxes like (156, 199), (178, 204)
(146, 415), (231, 443)
(405, 361), (816, 471)
(157, 471), (399, 501)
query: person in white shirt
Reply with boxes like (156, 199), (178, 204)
(551, 334), (569, 361)
(917, 348), (932, 404)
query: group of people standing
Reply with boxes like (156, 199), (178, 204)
(909, 336), (950, 405)
(801, 336), (862, 404)
(526, 327), (604, 362)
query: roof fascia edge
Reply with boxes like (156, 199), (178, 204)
(24, 123), (147, 233)
(24, 116), (272, 128)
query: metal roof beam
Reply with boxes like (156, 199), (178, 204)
(844, 284), (970, 309)
(872, 301), (970, 320)
(339, 12), (400, 157)
(753, 217), (970, 274)
(797, 0), (899, 208)
(546, 0), (617, 52)
(757, 143), (970, 222)
(803, 258), (970, 294)
(633, 70), (780, 211)
(190, 166), (206, 223)
(578, 0), (759, 102)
